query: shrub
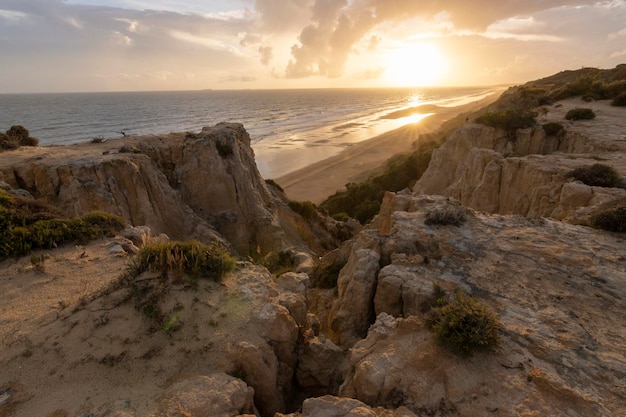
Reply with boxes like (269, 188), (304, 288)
(131, 240), (235, 282)
(428, 291), (500, 356)
(264, 250), (296, 275)
(542, 122), (564, 136)
(321, 146), (435, 224)
(569, 163), (624, 188)
(591, 207), (626, 233)
(6, 125), (29, 141)
(424, 204), (468, 226)
(289, 200), (317, 220)
(474, 110), (537, 136)
(0, 208), (126, 259)
(611, 92), (626, 107)
(565, 108), (596, 120)
(310, 255), (347, 289)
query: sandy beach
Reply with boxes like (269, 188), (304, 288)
(275, 91), (504, 204)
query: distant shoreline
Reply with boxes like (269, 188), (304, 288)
(274, 90), (505, 204)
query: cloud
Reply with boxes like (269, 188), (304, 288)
(281, 0), (605, 79)
(608, 27), (626, 39)
(610, 49), (626, 58)
(0, 9), (28, 22)
(259, 46), (273, 65)
(254, 0), (314, 32)
(353, 67), (384, 80)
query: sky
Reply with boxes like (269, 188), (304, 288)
(0, 0), (625, 93)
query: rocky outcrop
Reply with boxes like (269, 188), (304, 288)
(414, 99), (626, 224)
(323, 192), (625, 416)
(0, 123), (305, 256)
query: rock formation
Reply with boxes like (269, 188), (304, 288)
(0, 123), (348, 257)
(1, 108), (625, 417)
(414, 99), (626, 224)
(322, 192), (625, 416)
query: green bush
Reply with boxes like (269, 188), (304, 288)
(1, 208), (126, 259)
(424, 205), (468, 226)
(569, 163), (624, 188)
(321, 146), (435, 224)
(542, 122), (564, 136)
(474, 110), (537, 136)
(428, 291), (500, 356)
(289, 200), (317, 220)
(264, 250), (296, 275)
(591, 207), (626, 233)
(310, 255), (347, 289)
(565, 108), (596, 120)
(611, 92), (626, 107)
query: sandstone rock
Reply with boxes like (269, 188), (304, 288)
(158, 374), (255, 417)
(296, 336), (346, 395)
(414, 100), (626, 223)
(278, 395), (418, 417)
(328, 242), (381, 347)
(334, 193), (625, 416)
(0, 123), (310, 257)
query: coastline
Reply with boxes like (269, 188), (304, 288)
(275, 91), (504, 204)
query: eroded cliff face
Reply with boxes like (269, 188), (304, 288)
(0, 123), (291, 256)
(414, 99), (626, 223)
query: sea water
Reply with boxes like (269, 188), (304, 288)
(0, 87), (494, 178)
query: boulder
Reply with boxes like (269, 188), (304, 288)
(158, 374), (255, 417)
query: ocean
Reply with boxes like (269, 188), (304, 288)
(0, 87), (495, 178)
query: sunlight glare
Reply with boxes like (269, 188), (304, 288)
(384, 42), (448, 87)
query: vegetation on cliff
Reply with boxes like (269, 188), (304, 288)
(0, 125), (39, 151)
(321, 140), (437, 224)
(427, 290), (501, 357)
(569, 163), (625, 188)
(0, 189), (125, 259)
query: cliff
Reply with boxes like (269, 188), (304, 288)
(0, 123), (346, 257)
(414, 98), (626, 224)
(1, 105), (625, 417)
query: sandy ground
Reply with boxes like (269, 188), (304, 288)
(275, 92), (504, 203)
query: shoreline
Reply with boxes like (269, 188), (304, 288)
(275, 91), (504, 204)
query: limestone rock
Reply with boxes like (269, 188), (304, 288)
(158, 374), (255, 417)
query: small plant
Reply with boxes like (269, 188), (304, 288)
(264, 250), (296, 275)
(565, 108), (596, 120)
(591, 207), (626, 233)
(424, 204), (468, 226)
(310, 255), (347, 289)
(30, 254), (47, 273)
(265, 179), (284, 193)
(542, 122), (564, 136)
(428, 291), (500, 356)
(569, 163), (624, 188)
(611, 92), (626, 107)
(289, 200), (317, 220)
(216, 140), (233, 157)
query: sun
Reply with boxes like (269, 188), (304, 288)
(383, 41), (448, 87)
